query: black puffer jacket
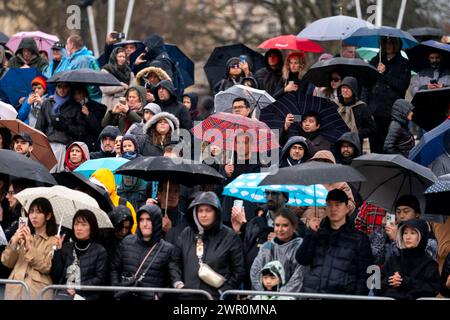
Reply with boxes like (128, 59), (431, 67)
(383, 99), (415, 157)
(51, 242), (108, 300)
(110, 205), (176, 300)
(254, 49), (283, 96)
(133, 34), (173, 77)
(279, 135), (311, 168)
(296, 217), (373, 295)
(89, 125), (120, 159)
(170, 192), (245, 299)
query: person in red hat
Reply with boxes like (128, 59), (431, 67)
(17, 76), (48, 128)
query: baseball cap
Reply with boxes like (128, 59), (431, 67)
(51, 41), (65, 50)
(12, 132), (33, 145)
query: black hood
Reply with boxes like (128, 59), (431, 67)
(337, 76), (359, 104)
(153, 79), (177, 103)
(186, 191), (222, 236)
(280, 136), (311, 161)
(108, 205), (133, 231)
(143, 34), (166, 61)
(335, 132), (361, 158)
(264, 49), (283, 71)
(98, 125), (121, 141)
(16, 37), (40, 56)
(397, 219), (429, 254)
(391, 99), (414, 125)
(136, 204), (163, 245)
(183, 92), (198, 110)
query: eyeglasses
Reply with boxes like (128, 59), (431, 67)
(230, 64), (240, 69)
(331, 78), (341, 82)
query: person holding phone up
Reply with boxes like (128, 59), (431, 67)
(17, 76), (48, 128)
(213, 56), (257, 94)
(273, 51), (310, 99)
(102, 93), (142, 134)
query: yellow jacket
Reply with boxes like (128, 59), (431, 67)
(91, 168), (137, 234)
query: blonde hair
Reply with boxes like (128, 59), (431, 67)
(282, 51), (307, 81)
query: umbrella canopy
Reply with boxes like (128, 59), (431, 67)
(223, 172), (328, 207)
(259, 92), (349, 144)
(356, 47), (410, 62)
(74, 157), (129, 186)
(6, 31), (59, 56)
(344, 26), (418, 49)
(0, 68), (41, 106)
(411, 87), (450, 131)
(116, 156), (225, 187)
(258, 35), (324, 53)
(297, 15), (374, 41)
(303, 57), (381, 87)
(48, 69), (121, 86)
(0, 149), (57, 185)
(192, 112), (279, 153)
(409, 118), (450, 167)
(259, 161), (366, 186)
(165, 43), (195, 88)
(406, 40), (450, 72)
(204, 43), (265, 91)
(15, 185), (113, 229)
(0, 101), (18, 120)
(0, 32), (9, 45)
(351, 153), (437, 212)
(214, 85), (275, 115)
(407, 27), (445, 38)
(0, 119), (57, 170)
(424, 174), (450, 215)
(53, 171), (114, 214)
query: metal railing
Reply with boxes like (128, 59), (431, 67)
(39, 284), (214, 300)
(220, 290), (396, 300)
(0, 279), (31, 300)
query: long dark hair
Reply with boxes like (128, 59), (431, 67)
(72, 209), (99, 240)
(28, 197), (57, 236)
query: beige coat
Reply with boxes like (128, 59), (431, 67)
(1, 232), (56, 300)
(431, 218), (450, 273)
(100, 69), (136, 111)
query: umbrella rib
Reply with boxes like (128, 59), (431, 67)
(364, 170), (404, 199)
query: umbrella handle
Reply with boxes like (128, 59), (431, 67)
(164, 180), (170, 218)
(53, 212), (65, 251)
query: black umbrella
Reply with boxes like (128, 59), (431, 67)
(48, 68), (121, 86)
(258, 162), (366, 186)
(53, 172), (114, 214)
(412, 87), (450, 131)
(407, 27), (444, 41)
(259, 92), (350, 144)
(204, 43), (265, 91)
(0, 32), (9, 45)
(116, 156), (225, 187)
(424, 174), (450, 215)
(0, 149), (57, 185)
(351, 153), (437, 212)
(303, 57), (381, 87)
(406, 40), (450, 72)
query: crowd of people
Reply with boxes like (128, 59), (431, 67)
(0, 26), (449, 301)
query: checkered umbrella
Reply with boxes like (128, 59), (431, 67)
(192, 112), (279, 153)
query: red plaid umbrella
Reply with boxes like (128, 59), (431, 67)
(258, 35), (324, 53)
(192, 112), (279, 153)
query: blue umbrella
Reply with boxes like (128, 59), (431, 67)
(409, 118), (450, 167)
(74, 158), (129, 186)
(165, 44), (195, 88)
(0, 68), (41, 106)
(223, 172), (328, 207)
(344, 26), (418, 49)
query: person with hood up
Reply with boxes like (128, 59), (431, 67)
(250, 208), (304, 293)
(136, 66), (172, 104)
(110, 204), (177, 300)
(376, 219), (440, 300)
(279, 136), (311, 168)
(133, 34), (173, 78)
(254, 49), (283, 96)
(140, 111), (180, 157)
(171, 192), (245, 299)
(334, 132), (361, 165)
(17, 76), (48, 128)
(126, 102), (161, 138)
(182, 92), (199, 120)
(334, 76), (376, 143)
(89, 125), (121, 159)
(100, 47), (136, 111)
(8, 37), (48, 72)
(252, 260), (295, 300)
(383, 99), (415, 157)
(103, 205), (133, 260)
(214, 56), (257, 94)
(117, 134), (148, 211)
(153, 80), (192, 130)
(64, 141), (90, 172)
(90, 168), (137, 234)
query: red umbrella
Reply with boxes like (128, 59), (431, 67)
(192, 112), (279, 153)
(258, 35), (324, 53)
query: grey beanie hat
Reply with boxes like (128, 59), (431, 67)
(143, 102), (162, 115)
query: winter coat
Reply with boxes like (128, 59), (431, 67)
(170, 192), (246, 299)
(250, 236), (303, 293)
(100, 69), (136, 111)
(153, 80), (193, 130)
(273, 75), (310, 100)
(252, 260), (295, 300)
(363, 53), (411, 119)
(135, 66), (171, 87)
(110, 205), (177, 300)
(64, 141), (90, 172)
(280, 125), (332, 154)
(441, 252), (450, 297)
(89, 125), (121, 159)
(295, 217), (374, 295)
(77, 100), (107, 152)
(376, 219), (440, 300)
(57, 46), (99, 72)
(35, 96), (87, 145)
(254, 49), (283, 96)
(132, 34), (173, 77)
(279, 136), (311, 168)
(431, 218), (450, 272)
(334, 132), (362, 165)
(140, 111), (180, 157)
(8, 38), (48, 72)
(51, 242), (108, 300)
(335, 77), (376, 141)
(411, 67), (450, 96)
(383, 99), (415, 157)
(1, 232), (56, 300)
(104, 205), (134, 260)
(17, 93), (47, 127)
(101, 109), (142, 134)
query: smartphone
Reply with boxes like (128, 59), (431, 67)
(110, 32), (119, 40)
(117, 32), (125, 40)
(18, 216), (28, 228)
(293, 115), (302, 122)
(233, 199), (243, 209)
(239, 55), (247, 63)
(385, 213), (396, 226)
(119, 97), (127, 105)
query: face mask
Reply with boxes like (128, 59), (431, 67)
(122, 151), (137, 160)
